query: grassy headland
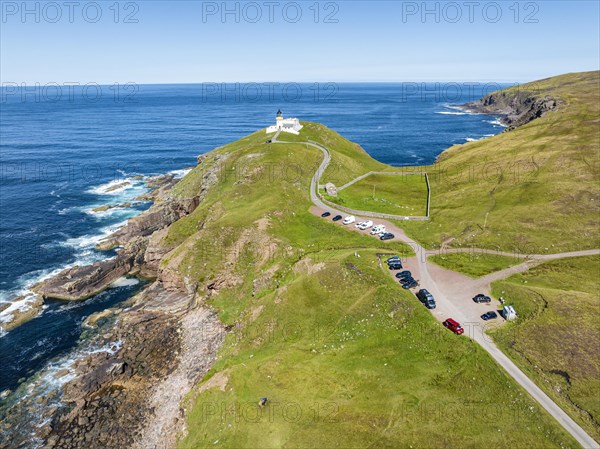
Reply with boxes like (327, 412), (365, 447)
(148, 116), (589, 448)
(400, 71), (600, 253)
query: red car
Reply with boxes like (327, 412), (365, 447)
(443, 318), (464, 335)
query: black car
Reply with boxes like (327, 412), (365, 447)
(380, 232), (395, 241)
(387, 256), (401, 264)
(402, 279), (418, 289)
(395, 270), (411, 279)
(473, 293), (492, 304)
(416, 289), (436, 309)
(388, 262), (402, 270)
(266, 139), (272, 144)
(481, 311), (498, 320)
(416, 289), (432, 302)
(332, 215), (343, 221)
(321, 212), (331, 218)
(387, 259), (402, 268)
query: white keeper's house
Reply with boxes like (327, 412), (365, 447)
(266, 109), (303, 135)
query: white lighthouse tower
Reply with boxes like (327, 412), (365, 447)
(266, 109), (303, 135)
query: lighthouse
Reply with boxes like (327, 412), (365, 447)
(266, 109), (303, 135)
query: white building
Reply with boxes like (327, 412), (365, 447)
(266, 110), (303, 135)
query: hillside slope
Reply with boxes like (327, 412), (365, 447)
(164, 124), (580, 448)
(401, 71), (600, 253)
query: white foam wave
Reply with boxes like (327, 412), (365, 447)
(82, 204), (140, 219)
(444, 104), (468, 112)
(485, 119), (508, 127)
(0, 294), (44, 324)
(169, 168), (192, 179)
(63, 219), (129, 250)
(87, 177), (147, 196)
(14, 339), (123, 403)
(109, 277), (140, 288)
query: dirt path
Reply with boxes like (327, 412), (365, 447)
(296, 136), (600, 449)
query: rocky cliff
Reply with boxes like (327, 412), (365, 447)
(463, 88), (562, 129)
(2, 157), (229, 449)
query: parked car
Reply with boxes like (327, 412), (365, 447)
(332, 215), (343, 222)
(395, 270), (411, 279)
(416, 289), (436, 309)
(387, 256), (401, 263)
(388, 262), (402, 270)
(321, 211), (331, 218)
(356, 220), (373, 230)
(443, 318), (464, 335)
(473, 293), (491, 304)
(402, 279), (418, 289)
(370, 225), (385, 235)
(425, 298), (436, 309)
(266, 139), (272, 144)
(416, 289), (432, 302)
(343, 215), (356, 225)
(481, 311), (498, 320)
(380, 233), (395, 240)
(387, 258), (402, 267)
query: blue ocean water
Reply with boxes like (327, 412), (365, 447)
(0, 83), (505, 393)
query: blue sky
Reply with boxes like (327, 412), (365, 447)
(1, 1), (599, 84)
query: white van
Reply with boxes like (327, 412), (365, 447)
(343, 215), (356, 225)
(503, 305), (518, 320)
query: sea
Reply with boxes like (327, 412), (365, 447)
(0, 82), (506, 429)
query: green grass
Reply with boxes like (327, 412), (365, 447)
(399, 71), (600, 253)
(489, 255), (600, 441)
(180, 249), (578, 449)
(151, 120), (586, 448)
(295, 122), (390, 186)
(328, 173), (428, 216)
(428, 252), (521, 277)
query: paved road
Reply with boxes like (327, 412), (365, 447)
(272, 135), (600, 449)
(426, 246), (600, 260)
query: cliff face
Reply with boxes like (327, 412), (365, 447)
(463, 89), (562, 129)
(8, 158), (228, 449)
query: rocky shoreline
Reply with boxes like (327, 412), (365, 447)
(461, 87), (562, 130)
(1, 157), (229, 448)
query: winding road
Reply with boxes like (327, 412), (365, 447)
(272, 134), (600, 449)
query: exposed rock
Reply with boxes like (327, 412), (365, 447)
(2, 153), (231, 448)
(105, 181), (130, 193)
(462, 90), (562, 130)
(135, 173), (179, 202)
(0, 295), (44, 332)
(33, 238), (147, 301)
(91, 202), (133, 213)
(96, 196), (199, 251)
(47, 310), (183, 449)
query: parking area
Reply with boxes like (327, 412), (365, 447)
(312, 205), (507, 335)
